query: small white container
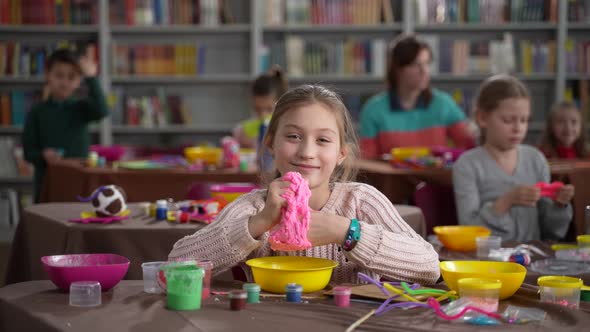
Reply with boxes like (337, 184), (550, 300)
(142, 261), (166, 294)
(458, 278), (501, 312)
(537, 276), (582, 309)
(69, 281), (101, 307)
(476, 236), (502, 259)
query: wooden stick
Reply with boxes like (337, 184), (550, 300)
(345, 309), (376, 332)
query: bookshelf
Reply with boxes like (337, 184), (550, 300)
(0, 0), (587, 148)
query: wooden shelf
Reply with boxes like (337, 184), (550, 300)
(0, 127), (23, 135)
(415, 22), (556, 32)
(263, 24), (402, 33)
(110, 24), (250, 34)
(0, 24), (97, 33)
(111, 124), (234, 134)
(111, 75), (251, 84)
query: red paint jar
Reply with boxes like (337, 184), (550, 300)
(229, 290), (247, 311)
(333, 286), (351, 307)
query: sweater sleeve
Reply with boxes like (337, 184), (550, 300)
(536, 155), (572, 240)
(22, 108), (44, 167)
(345, 185), (440, 285)
(453, 157), (516, 235)
(79, 77), (109, 122)
(168, 191), (266, 275)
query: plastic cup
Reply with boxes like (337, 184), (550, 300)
(577, 235), (590, 249)
(142, 261), (166, 294)
(476, 236), (502, 259)
(197, 260), (213, 300)
(69, 281), (101, 307)
(458, 278), (501, 312)
(165, 265), (204, 311)
(537, 276), (582, 309)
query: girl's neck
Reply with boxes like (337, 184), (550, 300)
(308, 184), (331, 211)
(396, 86), (421, 110)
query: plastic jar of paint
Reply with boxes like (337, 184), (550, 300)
(243, 283), (261, 303)
(537, 276), (582, 309)
(458, 278), (501, 312)
(165, 265), (204, 311)
(155, 200), (167, 220)
(285, 283), (303, 303)
(333, 286), (352, 307)
(197, 260), (213, 300)
(229, 290), (247, 311)
(577, 235), (590, 249)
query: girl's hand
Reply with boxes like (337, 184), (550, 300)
(509, 185), (541, 207)
(42, 148), (61, 163)
(248, 179), (291, 238)
(78, 53), (97, 77)
(307, 211), (350, 247)
(554, 184), (574, 206)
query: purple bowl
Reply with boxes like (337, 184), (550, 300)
(41, 254), (130, 292)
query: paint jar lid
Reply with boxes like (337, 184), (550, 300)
(243, 283), (261, 292)
(333, 286), (351, 296)
(229, 290), (247, 299)
(537, 276), (583, 289)
(285, 283), (303, 293)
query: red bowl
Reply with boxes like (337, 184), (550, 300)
(41, 254), (130, 292)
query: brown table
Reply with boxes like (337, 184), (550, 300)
(40, 160), (260, 203)
(4, 202), (426, 285)
(0, 280), (589, 332)
(356, 159), (590, 237)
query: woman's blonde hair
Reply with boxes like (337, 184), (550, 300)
(539, 101), (588, 158)
(473, 74), (530, 144)
(261, 85), (359, 185)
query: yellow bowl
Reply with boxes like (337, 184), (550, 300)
(245, 256), (338, 293)
(433, 226), (491, 251)
(184, 147), (222, 165)
(391, 147), (431, 160)
(440, 261), (526, 300)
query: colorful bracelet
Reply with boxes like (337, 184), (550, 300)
(342, 218), (361, 251)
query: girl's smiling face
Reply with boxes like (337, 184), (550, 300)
(269, 102), (347, 192)
(552, 107), (581, 148)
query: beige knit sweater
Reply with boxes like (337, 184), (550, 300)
(168, 182), (440, 285)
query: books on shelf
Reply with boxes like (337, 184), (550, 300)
(420, 33), (553, 75)
(414, 0), (557, 24)
(565, 39), (590, 74)
(0, 40), (97, 78)
(109, 0), (234, 26)
(0, 90), (40, 127)
(265, 36), (387, 77)
(0, 0), (97, 25)
(568, 0), (590, 22)
(111, 42), (205, 76)
(108, 87), (191, 127)
(264, 0), (395, 26)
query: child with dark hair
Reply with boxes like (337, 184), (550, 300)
(23, 47), (109, 202)
(233, 65), (288, 149)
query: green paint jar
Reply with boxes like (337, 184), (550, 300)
(165, 265), (204, 311)
(243, 283), (261, 303)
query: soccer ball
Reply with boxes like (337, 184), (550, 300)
(91, 185), (127, 217)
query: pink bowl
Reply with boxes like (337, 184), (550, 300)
(90, 145), (126, 162)
(41, 254), (130, 292)
(209, 183), (259, 193)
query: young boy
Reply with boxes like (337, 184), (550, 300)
(22, 47), (109, 203)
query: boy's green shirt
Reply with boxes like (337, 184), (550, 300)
(22, 77), (109, 202)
